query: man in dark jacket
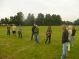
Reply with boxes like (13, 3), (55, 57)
(34, 25), (39, 43)
(31, 24), (36, 40)
(61, 25), (69, 59)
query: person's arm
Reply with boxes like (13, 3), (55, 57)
(32, 27), (33, 32)
(46, 30), (48, 35)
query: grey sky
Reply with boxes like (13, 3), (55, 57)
(0, 0), (79, 21)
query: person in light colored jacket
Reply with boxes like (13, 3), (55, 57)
(67, 25), (72, 52)
(12, 24), (16, 35)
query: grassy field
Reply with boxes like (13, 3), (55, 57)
(0, 26), (79, 59)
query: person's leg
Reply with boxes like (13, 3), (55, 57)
(31, 33), (33, 40)
(19, 32), (21, 38)
(49, 36), (51, 44)
(7, 30), (10, 35)
(34, 34), (38, 43)
(61, 43), (67, 59)
(71, 36), (75, 47)
(35, 34), (39, 43)
(9, 30), (10, 35)
(15, 31), (16, 35)
(68, 42), (70, 52)
(65, 42), (68, 56)
(18, 31), (20, 38)
(45, 36), (48, 44)
(37, 34), (39, 43)
(12, 31), (14, 35)
(20, 32), (22, 38)
(13, 31), (16, 35)
(7, 30), (9, 35)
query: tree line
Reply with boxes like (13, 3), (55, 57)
(0, 12), (79, 26)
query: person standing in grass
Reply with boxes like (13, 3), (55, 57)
(34, 25), (39, 43)
(31, 24), (36, 40)
(18, 24), (22, 38)
(7, 24), (10, 35)
(61, 25), (69, 59)
(67, 25), (72, 52)
(71, 25), (76, 47)
(12, 24), (16, 35)
(45, 26), (52, 44)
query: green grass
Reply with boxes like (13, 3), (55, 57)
(0, 26), (79, 59)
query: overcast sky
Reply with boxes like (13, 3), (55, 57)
(0, 0), (79, 21)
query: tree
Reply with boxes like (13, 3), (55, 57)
(62, 21), (73, 25)
(1, 18), (5, 24)
(0, 12), (64, 26)
(13, 15), (18, 25)
(9, 12), (24, 25)
(36, 13), (45, 25)
(16, 12), (24, 25)
(74, 19), (79, 25)
(4, 17), (9, 24)
(25, 13), (35, 25)
(51, 14), (62, 25)
(45, 14), (52, 25)
(10, 16), (14, 24)
(55, 15), (62, 25)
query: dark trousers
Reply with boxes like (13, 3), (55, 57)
(12, 31), (16, 35)
(18, 31), (22, 38)
(31, 33), (34, 40)
(34, 33), (39, 43)
(45, 35), (51, 44)
(7, 30), (10, 35)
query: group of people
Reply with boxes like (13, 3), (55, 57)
(7, 24), (22, 38)
(7, 23), (52, 44)
(61, 25), (76, 59)
(31, 24), (52, 44)
(6, 24), (76, 59)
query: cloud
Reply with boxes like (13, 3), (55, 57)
(0, 0), (5, 7)
(0, 0), (79, 21)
